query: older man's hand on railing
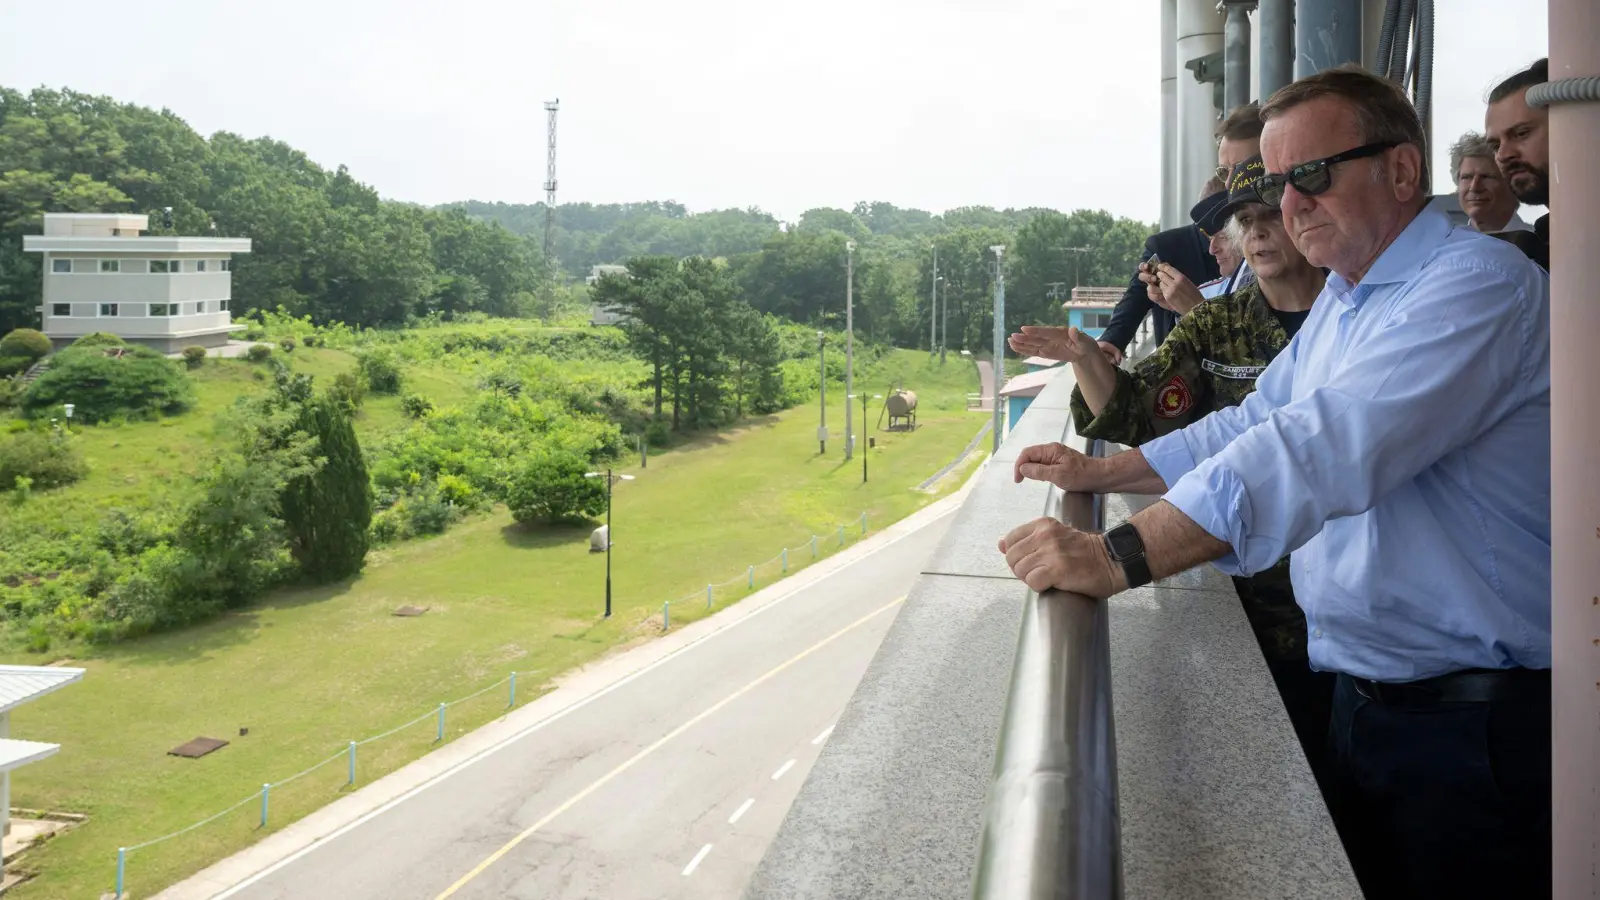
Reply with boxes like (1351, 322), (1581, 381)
(1013, 441), (1094, 491)
(997, 517), (1126, 598)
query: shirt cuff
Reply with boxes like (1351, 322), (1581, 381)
(1139, 432), (1197, 489)
(1163, 464), (1247, 576)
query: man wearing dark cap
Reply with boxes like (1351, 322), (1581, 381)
(1007, 155), (1332, 772)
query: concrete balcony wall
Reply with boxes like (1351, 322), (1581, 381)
(42, 273), (232, 305)
(745, 370), (1361, 900)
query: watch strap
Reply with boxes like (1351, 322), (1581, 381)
(1103, 523), (1153, 590)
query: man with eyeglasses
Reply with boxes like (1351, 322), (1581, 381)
(999, 64), (1550, 899)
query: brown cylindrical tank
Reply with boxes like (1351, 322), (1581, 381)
(887, 390), (918, 417)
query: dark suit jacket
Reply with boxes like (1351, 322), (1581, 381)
(1100, 224), (1221, 352)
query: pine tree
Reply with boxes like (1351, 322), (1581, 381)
(280, 396), (373, 581)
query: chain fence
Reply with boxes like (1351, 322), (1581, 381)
(111, 510), (872, 897)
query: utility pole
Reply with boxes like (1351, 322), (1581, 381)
(844, 240), (856, 461)
(543, 99), (560, 262)
(991, 245), (1006, 454)
(940, 274), (949, 365)
(930, 244), (939, 358)
(817, 331), (827, 454)
(1058, 246), (1091, 287)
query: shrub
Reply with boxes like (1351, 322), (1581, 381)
(301, 334), (318, 347)
(403, 491), (453, 535)
(328, 370), (366, 413)
(246, 344), (273, 363)
(369, 507), (404, 544)
(181, 345), (208, 369)
(400, 393), (434, 419)
(357, 349), (403, 394)
(243, 326), (266, 341)
(71, 332), (126, 348)
(22, 346), (194, 424)
(0, 356), (30, 378)
(0, 430), (89, 491)
(0, 328), (52, 362)
(0, 376), (22, 410)
(645, 420), (671, 448)
(278, 337), (296, 353)
(506, 450), (606, 525)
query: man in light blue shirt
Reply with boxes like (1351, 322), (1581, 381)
(998, 66), (1550, 899)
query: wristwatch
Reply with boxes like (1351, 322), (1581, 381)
(1103, 523), (1152, 590)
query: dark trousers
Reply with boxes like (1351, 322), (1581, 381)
(1265, 658), (1336, 792)
(1325, 671), (1551, 900)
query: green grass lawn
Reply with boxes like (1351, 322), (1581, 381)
(3, 349), (984, 899)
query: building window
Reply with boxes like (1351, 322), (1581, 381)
(51, 259), (71, 274)
(196, 260), (207, 272)
(219, 299), (229, 312)
(100, 303), (119, 317)
(52, 303), (71, 317)
(150, 304), (168, 317)
(194, 301), (206, 314)
(150, 260), (169, 273)
(1084, 311), (1113, 329)
(220, 259), (232, 272)
(100, 260), (120, 273)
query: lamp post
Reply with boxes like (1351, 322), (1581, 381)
(930, 244), (939, 359)
(852, 393), (882, 483)
(844, 240), (856, 461)
(583, 469), (635, 618)
(817, 331), (828, 454)
(940, 275), (949, 365)
(990, 245), (1006, 455)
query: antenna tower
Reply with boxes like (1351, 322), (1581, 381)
(543, 99), (560, 260)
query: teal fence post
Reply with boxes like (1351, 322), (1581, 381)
(838, 525), (845, 547)
(782, 548), (788, 573)
(347, 741), (357, 786)
(747, 565), (754, 589)
(116, 847), (126, 897)
(509, 672), (517, 708)
(663, 601), (671, 630)
(811, 535), (817, 558)
(436, 703), (447, 742)
(706, 584), (713, 609)
(260, 783), (270, 828)
(861, 512), (867, 535)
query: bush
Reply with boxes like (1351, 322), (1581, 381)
(369, 507), (404, 544)
(357, 349), (403, 394)
(0, 430), (88, 491)
(403, 492), (453, 535)
(506, 451), (606, 525)
(301, 334), (318, 347)
(71, 332), (126, 348)
(22, 346), (194, 424)
(0, 376), (22, 410)
(278, 337), (296, 353)
(181, 345), (208, 369)
(0, 356), (30, 378)
(328, 370), (366, 413)
(400, 393), (434, 419)
(246, 344), (273, 363)
(243, 327), (266, 341)
(645, 420), (671, 448)
(0, 328), (52, 362)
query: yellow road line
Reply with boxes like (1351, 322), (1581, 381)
(433, 595), (907, 899)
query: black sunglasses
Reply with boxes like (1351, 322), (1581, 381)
(1256, 141), (1401, 207)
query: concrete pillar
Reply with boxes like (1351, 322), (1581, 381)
(1224, 3), (1254, 115)
(1294, 0), (1363, 77)
(1161, 0), (1181, 229)
(1549, 1), (1600, 894)
(1176, 0), (1225, 216)
(1259, 0), (1295, 98)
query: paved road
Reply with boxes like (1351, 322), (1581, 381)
(207, 507), (956, 900)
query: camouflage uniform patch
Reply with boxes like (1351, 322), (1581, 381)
(1069, 282), (1309, 661)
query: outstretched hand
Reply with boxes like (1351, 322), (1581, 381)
(1007, 325), (1101, 365)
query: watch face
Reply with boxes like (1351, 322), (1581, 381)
(1107, 526), (1142, 559)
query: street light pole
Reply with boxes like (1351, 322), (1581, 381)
(844, 240), (856, 461)
(583, 470), (635, 619)
(930, 244), (938, 359)
(940, 275), (949, 365)
(991, 245), (1006, 454)
(856, 392), (881, 483)
(817, 331), (827, 454)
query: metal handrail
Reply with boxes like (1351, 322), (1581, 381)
(972, 438), (1122, 900)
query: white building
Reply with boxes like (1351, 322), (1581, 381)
(22, 213), (252, 351)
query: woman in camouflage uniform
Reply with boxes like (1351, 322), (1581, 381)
(1008, 155), (1333, 784)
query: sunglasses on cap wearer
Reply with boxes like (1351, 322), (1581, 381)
(1255, 141), (1401, 208)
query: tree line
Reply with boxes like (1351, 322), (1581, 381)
(0, 84), (1158, 348)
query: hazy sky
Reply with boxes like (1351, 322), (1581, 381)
(0, 0), (1547, 222)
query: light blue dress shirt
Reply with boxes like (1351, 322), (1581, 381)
(1140, 208), (1550, 681)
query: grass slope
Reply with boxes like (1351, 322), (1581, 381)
(4, 349), (983, 899)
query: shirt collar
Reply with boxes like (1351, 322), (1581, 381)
(1323, 206), (1448, 308)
